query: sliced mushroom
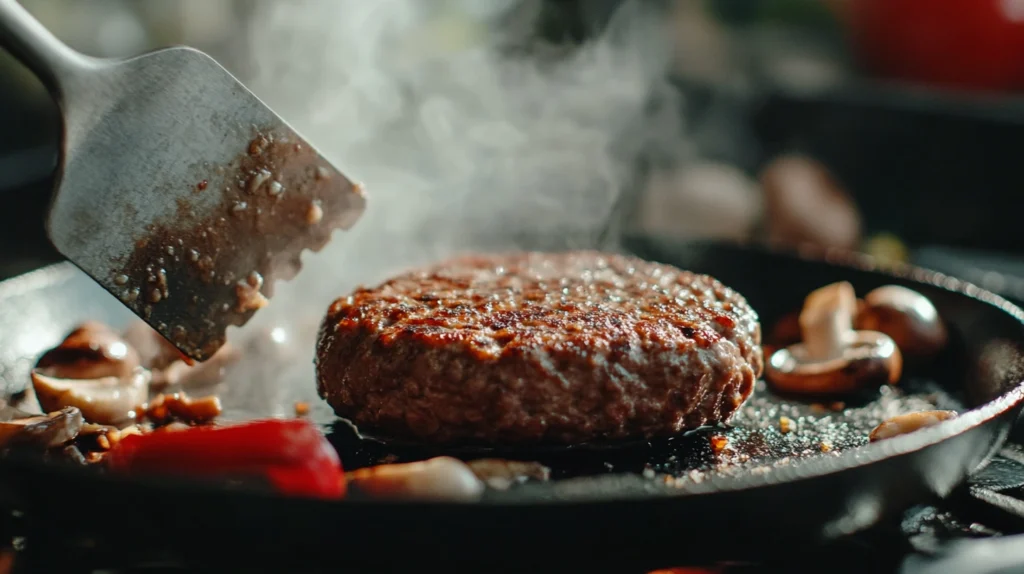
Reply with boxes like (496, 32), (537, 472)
(869, 410), (958, 442)
(766, 281), (903, 394)
(636, 163), (764, 242)
(77, 423), (146, 451)
(145, 392), (222, 425)
(347, 456), (485, 502)
(466, 459), (551, 490)
(61, 445), (89, 465)
(0, 406), (83, 449)
(760, 155), (862, 251)
(31, 368), (150, 426)
(35, 321), (140, 381)
(855, 285), (948, 362)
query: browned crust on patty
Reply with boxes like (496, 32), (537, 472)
(316, 251), (763, 445)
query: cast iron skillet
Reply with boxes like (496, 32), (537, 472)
(0, 238), (1022, 573)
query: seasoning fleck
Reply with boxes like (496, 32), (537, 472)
(779, 416), (794, 433)
(249, 134), (268, 155)
(306, 200), (323, 225)
(248, 168), (272, 193)
(709, 434), (729, 454)
(235, 271), (269, 313)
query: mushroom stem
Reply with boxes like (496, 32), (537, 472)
(798, 281), (857, 360)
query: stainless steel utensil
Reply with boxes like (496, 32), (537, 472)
(0, 0), (366, 361)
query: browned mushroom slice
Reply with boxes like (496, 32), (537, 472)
(35, 321), (140, 381)
(855, 285), (948, 361)
(77, 423), (146, 451)
(466, 459), (551, 490)
(145, 392), (222, 425)
(869, 410), (958, 442)
(0, 406), (83, 449)
(766, 281), (903, 394)
(31, 368), (150, 426)
(347, 457), (485, 501)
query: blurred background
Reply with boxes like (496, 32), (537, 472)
(4, 0), (1024, 302)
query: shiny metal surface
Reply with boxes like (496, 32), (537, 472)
(0, 0), (365, 360)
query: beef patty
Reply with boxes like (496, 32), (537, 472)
(316, 251), (763, 445)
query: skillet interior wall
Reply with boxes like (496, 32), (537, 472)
(629, 237), (1024, 408)
(207, 0), (698, 419)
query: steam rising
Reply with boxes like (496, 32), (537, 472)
(219, 0), (688, 419)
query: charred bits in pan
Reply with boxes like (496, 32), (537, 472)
(113, 128), (366, 361)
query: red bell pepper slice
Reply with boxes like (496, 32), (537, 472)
(106, 419), (345, 499)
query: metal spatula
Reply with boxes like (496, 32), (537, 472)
(0, 0), (366, 362)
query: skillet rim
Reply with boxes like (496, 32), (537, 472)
(0, 240), (1022, 506)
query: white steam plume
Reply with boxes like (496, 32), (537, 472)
(217, 0), (690, 419)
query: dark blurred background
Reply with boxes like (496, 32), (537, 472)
(3, 0), (1024, 300)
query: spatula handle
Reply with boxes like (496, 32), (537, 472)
(0, 0), (92, 97)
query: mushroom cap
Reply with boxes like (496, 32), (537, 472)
(0, 406), (83, 449)
(855, 285), (948, 360)
(766, 330), (903, 395)
(36, 322), (140, 380)
(31, 368), (151, 426)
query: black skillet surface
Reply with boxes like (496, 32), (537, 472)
(0, 239), (1023, 573)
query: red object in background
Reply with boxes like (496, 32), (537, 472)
(647, 564), (720, 568)
(845, 0), (1024, 92)
(106, 419), (346, 499)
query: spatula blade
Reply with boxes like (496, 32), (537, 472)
(46, 47), (366, 361)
